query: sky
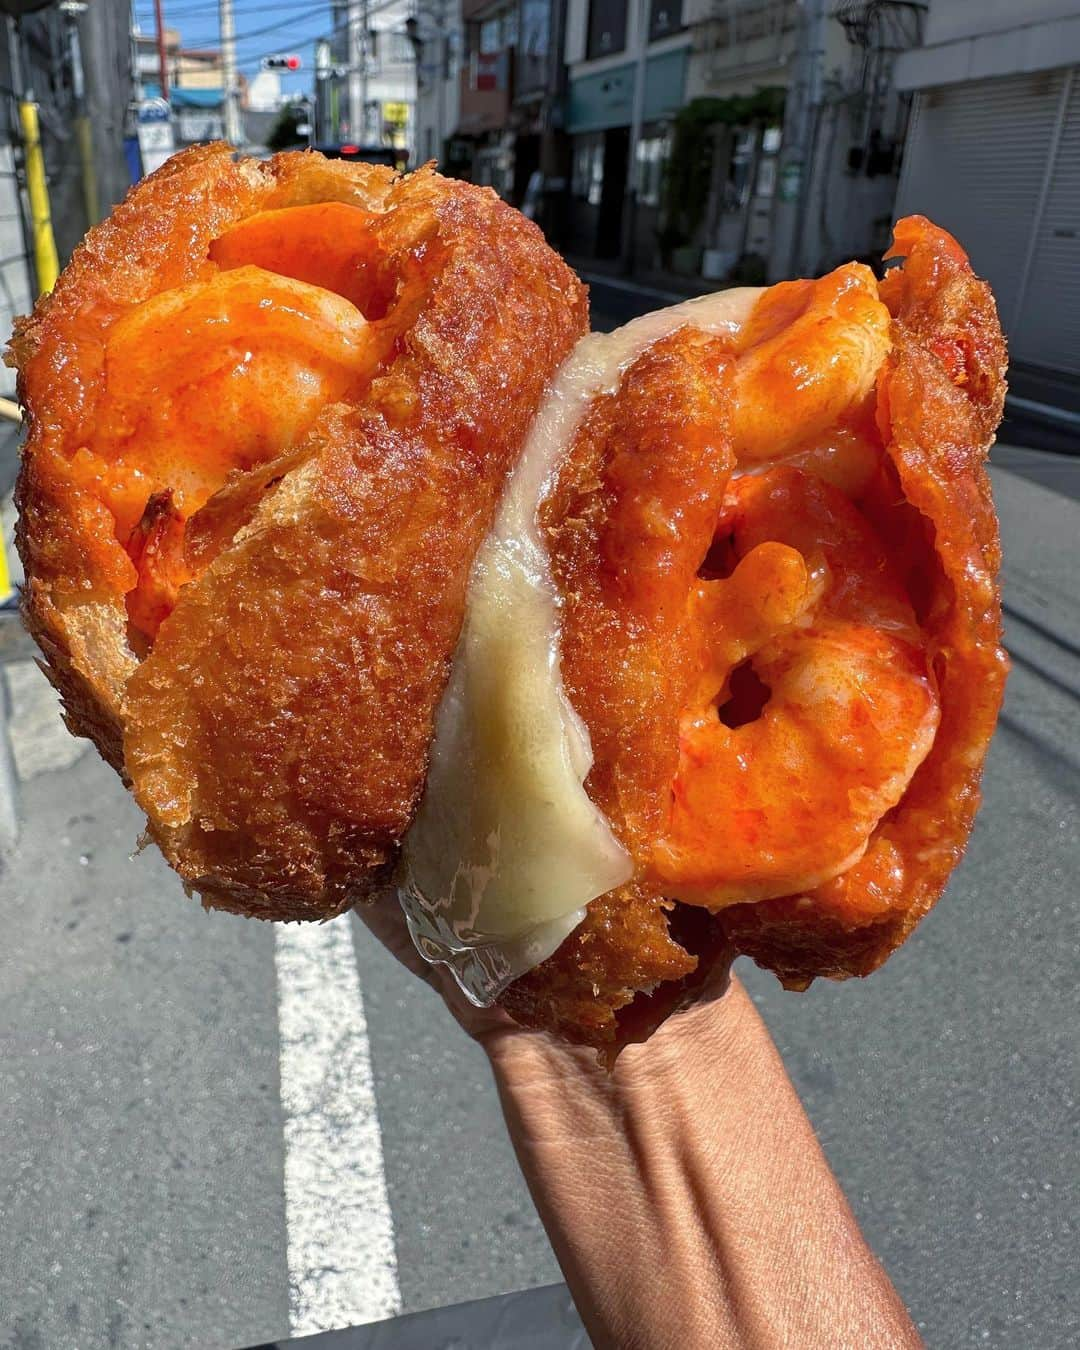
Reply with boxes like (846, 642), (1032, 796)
(133, 1), (334, 101)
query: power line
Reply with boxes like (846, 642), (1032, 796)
(164, 5), (331, 49)
(134, 0), (327, 21)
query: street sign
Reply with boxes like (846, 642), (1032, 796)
(136, 98), (175, 176)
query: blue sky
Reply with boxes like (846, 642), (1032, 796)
(133, 1), (333, 100)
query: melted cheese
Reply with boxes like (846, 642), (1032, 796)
(399, 288), (764, 1005)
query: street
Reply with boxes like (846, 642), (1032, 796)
(0, 264), (1077, 1350)
(0, 0), (1076, 1340)
(0, 443), (1076, 1349)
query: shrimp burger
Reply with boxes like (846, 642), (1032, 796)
(12, 147), (1007, 1053)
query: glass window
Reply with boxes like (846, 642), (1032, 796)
(636, 133), (668, 207)
(503, 6), (519, 47)
(648, 0), (682, 42)
(520, 0), (549, 57)
(586, 0), (627, 59)
(572, 135), (605, 206)
(480, 18), (501, 53)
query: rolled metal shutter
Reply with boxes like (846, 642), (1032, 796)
(1013, 74), (1080, 374)
(895, 70), (1076, 373)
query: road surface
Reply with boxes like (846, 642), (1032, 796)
(0, 264), (1077, 1348)
(0, 458), (1076, 1350)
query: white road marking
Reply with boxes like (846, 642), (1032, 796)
(274, 914), (401, 1335)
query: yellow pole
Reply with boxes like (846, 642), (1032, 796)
(19, 98), (59, 294)
(0, 504), (11, 605)
(74, 114), (100, 227)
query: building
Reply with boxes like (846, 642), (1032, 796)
(451, 0), (519, 188)
(894, 0), (1080, 377)
(412, 0), (464, 166)
(133, 27), (237, 146)
(639, 0), (925, 282)
(563, 0), (692, 261)
(411, 0), (550, 198)
(409, 0), (927, 283)
(316, 0), (416, 154)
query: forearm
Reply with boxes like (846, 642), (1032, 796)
(486, 979), (921, 1350)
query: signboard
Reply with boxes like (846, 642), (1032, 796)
(176, 109), (225, 143)
(136, 98), (176, 176)
(474, 52), (499, 92)
(382, 101), (408, 129)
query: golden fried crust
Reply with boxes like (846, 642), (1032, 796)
(502, 328), (734, 1046)
(502, 218), (1006, 1051)
(12, 144), (588, 919)
(719, 217), (1008, 984)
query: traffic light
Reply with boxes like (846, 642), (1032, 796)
(262, 54), (302, 71)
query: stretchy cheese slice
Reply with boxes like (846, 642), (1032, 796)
(400, 287), (764, 1003)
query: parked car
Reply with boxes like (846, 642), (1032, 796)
(314, 143), (408, 171)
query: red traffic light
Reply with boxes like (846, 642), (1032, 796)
(286, 54), (301, 70)
(262, 54), (302, 71)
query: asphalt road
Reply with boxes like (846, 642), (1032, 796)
(0, 458), (1076, 1350)
(0, 273), (1077, 1350)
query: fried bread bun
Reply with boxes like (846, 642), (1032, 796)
(489, 218), (1007, 1049)
(11, 145), (588, 918)
(14, 178), (1006, 1054)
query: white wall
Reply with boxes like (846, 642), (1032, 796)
(923, 0), (1080, 47)
(565, 0), (587, 66)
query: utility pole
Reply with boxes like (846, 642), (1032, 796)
(75, 0), (135, 213)
(314, 37), (330, 143)
(434, 0), (444, 166)
(60, 0), (99, 227)
(347, 0), (364, 141)
(153, 0), (169, 100)
(219, 0), (242, 146)
(620, 0), (648, 274)
(770, 0), (826, 280)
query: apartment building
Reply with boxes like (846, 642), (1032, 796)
(316, 0), (416, 151)
(412, 0), (928, 282)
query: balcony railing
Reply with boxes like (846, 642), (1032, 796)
(691, 0), (796, 48)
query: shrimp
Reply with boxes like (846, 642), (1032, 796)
(92, 262), (375, 536)
(730, 263), (891, 461)
(74, 204), (382, 638)
(651, 269), (940, 906)
(545, 257), (940, 921)
(653, 468), (940, 905)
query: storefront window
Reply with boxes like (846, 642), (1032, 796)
(572, 135), (606, 207)
(587, 0), (627, 59)
(636, 133), (669, 207)
(648, 0), (682, 42)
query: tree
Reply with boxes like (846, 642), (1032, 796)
(266, 103), (308, 153)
